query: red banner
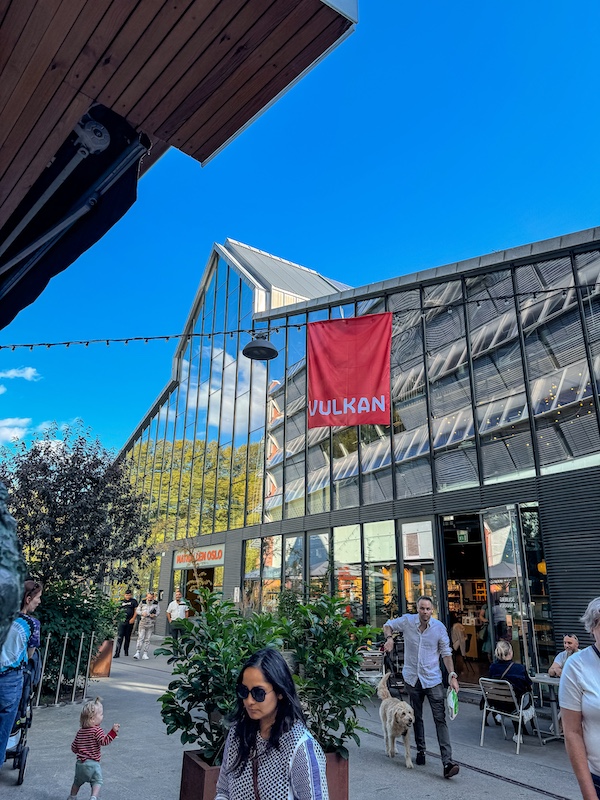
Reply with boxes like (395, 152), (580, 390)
(307, 313), (392, 428)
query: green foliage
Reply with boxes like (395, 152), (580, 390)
(159, 589), (378, 764)
(0, 422), (153, 586)
(36, 581), (120, 692)
(156, 588), (282, 766)
(279, 594), (378, 758)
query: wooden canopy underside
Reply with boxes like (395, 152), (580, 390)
(0, 0), (353, 231)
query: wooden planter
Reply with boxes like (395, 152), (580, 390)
(180, 751), (220, 800)
(179, 749), (349, 800)
(325, 752), (349, 800)
(89, 639), (114, 678)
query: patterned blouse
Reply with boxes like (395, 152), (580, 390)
(215, 721), (329, 800)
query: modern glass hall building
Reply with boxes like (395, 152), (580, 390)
(122, 227), (600, 680)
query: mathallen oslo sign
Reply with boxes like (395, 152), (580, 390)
(173, 545), (225, 568)
(307, 313), (392, 428)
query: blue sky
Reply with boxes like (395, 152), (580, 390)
(2, 0), (600, 452)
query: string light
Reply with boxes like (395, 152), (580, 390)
(0, 284), (591, 351)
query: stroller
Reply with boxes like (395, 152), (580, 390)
(4, 650), (41, 785)
(383, 632), (405, 698)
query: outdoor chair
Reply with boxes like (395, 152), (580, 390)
(357, 647), (385, 689)
(479, 678), (544, 754)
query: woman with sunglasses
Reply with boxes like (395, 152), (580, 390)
(215, 648), (328, 800)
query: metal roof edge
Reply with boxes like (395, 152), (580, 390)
(254, 225), (600, 319)
(321, 0), (358, 24)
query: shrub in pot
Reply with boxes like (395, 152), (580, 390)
(156, 588), (282, 766)
(279, 593), (377, 760)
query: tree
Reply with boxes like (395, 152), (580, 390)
(0, 422), (153, 586)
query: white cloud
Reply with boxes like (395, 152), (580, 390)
(0, 367), (41, 381)
(0, 417), (32, 442)
(0, 386), (6, 395)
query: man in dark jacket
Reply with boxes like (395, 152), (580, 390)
(114, 589), (138, 658)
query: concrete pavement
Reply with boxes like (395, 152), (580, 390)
(0, 637), (581, 799)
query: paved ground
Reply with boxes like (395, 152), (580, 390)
(0, 636), (581, 800)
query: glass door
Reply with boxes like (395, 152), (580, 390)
(481, 505), (536, 673)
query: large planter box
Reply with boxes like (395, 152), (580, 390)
(90, 639), (114, 678)
(325, 752), (349, 800)
(180, 749), (348, 800)
(180, 751), (220, 800)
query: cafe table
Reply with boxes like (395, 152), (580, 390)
(531, 672), (563, 743)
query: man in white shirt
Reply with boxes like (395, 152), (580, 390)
(384, 596), (460, 779)
(166, 589), (189, 640)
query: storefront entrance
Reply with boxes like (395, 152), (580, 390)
(443, 504), (554, 686)
(443, 514), (491, 685)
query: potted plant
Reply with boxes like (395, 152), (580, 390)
(279, 594), (377, 800)
(158, 589), (376, 800)
(156, 588), (282, 800)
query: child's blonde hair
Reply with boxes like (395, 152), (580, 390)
(80, 697), (103, 728)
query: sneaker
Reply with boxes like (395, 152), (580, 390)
(416, 751), (426, 766)
(133, 652), (140, 659)
(443, 761), (459, 779)
(142, 653), (149, 660)
(113, 652), (120, 658)
(512, 734), (523, 745)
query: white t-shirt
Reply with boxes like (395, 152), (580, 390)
(559, 646), (600, 776)
(166, 600), (188, 621)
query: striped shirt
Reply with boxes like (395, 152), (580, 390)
(71, 725), (117, 762)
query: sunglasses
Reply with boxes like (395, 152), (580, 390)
(237, 685), (274, 703)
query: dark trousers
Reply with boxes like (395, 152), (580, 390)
(405, 680), (452, 764)
(115, 622), (134, 656)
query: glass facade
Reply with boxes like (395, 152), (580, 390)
(123, 237), (600, 669)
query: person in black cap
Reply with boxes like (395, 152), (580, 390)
(114, 589), (138, 658)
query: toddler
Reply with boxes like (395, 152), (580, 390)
(68, 697), (119, 798)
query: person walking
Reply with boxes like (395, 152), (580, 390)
(383, 595), (460, 778)
(113, 589), (138, 658)
(215, 647), (328, 800)
(166, 589), (189, 640)
(0, 613), (34, 765)
(133, 591), (160, 660)
(68, 696), (119, 799)
(560, 597), (600, 800)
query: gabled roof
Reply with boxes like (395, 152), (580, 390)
(222, 238), (352, 300)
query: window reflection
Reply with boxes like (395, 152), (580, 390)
(364, 521), (397, 626)
(402, 521), (437, 612)
(333, 525), (364, 623)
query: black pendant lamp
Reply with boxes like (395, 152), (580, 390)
(242, 332), (278, 360)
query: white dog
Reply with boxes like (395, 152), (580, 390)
(377, 672), (415, 767)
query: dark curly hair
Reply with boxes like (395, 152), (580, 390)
(229, 648), (306, 775)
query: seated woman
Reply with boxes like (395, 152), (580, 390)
(487, 640), (535, 743)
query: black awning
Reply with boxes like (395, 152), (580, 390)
(0, 105), (150, 330)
